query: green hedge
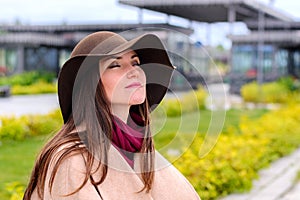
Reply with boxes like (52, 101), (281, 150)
(0, 71), (56, 86)
(11, 81), (57, 95)
(158, 86), (207, 117)
(170, 105), (300, 199)
(5, 182), (24, 200)
(0, 109), (62, 140)
(241, 77), (300, 103)
(0, 71), (57, 95)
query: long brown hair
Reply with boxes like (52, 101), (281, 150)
(23, 61), (155, 199)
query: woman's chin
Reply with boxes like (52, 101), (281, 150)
(129, 88), (146, 105)
(129, 96), (146, 105)
(129, 93), (145, 105)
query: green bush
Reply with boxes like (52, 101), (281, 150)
(158, 87), (207, 117)
(0, 71), (56, 86)
(160, 99), (182, 117)
(262, 82), (289, 103)
(0, 109), (62, 140)
(170, 105), (300, 200)
(5, 182), (24, 200)
(0, 116), (30, 140)
(182, 86), (207, 111)
(0, 71), (57, 95)
(27, 109), (62, 136)
(11, 81), (57, 95)
(173, 135), (268, 199)
(278, 76), (300, 92)
(241, 81), (291, 103)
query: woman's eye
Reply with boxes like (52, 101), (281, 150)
(132, 61), (141, 66)
(108, 63), (120, 69)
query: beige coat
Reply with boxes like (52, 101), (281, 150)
(31, 145), (200, 200)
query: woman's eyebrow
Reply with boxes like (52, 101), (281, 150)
(108, 54), (138, 61)
(131, 54), (138, 59)
(109, 55), (121, 60)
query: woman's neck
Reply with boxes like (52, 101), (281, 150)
(111, 104), (130, 123)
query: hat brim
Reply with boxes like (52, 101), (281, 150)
(58, 34), (174, 123)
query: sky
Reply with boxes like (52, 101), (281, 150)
(0, 0), (299, 48)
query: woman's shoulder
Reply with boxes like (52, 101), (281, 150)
(43, 142), (102, 199)
(48, 143), (85, 174)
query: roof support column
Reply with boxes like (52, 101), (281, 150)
(228, 5), (236, 34)
(206, 23), (211, 46)
(228, 5), (236, 71)
(138, 8), (143, 24)
(16, 45), (24, 73)
(257, 10), (265, 85)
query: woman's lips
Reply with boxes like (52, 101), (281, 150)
(125, 82), (143, 88)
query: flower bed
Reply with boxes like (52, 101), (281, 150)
(171, 105), (300, 199)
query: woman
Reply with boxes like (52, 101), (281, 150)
(23, 31), (200, 200)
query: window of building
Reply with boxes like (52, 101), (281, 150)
(0, 48), (17, 74)
(232, 45), (254, 73)
(293, 50), (300, 77)
(274, 49), (288, 76)
(25, 47), (58, 73)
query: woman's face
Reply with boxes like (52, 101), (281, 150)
(100, 50), (146, 106)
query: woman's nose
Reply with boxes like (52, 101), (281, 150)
(127, 66), (140, 78)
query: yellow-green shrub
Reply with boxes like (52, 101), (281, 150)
(170, 105), (300, 200)
(160, 98), (182, 117)
(0, 116), (30, 140)
(0, 71), (56, 87)
(26, 110), (62, 136)
(173, 134), (269, 199)
(159, 87), (207, 117)
(5, 182), (24, 200)
(181, 86), (207, 112)
(241, 81), (290, 103)
(11, 81), (57, 95)
(0, 109), (62, 140)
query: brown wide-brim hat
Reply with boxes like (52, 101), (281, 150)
(58, 31), (175, 123)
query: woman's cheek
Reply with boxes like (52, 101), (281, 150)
(129, 86), (146, 105)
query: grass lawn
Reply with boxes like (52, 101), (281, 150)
(0, 136), (47, 199)
(152, 108), (268, 150)
(0, 108), (268, 199)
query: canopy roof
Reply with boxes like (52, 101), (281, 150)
(119, 0), (294, 23)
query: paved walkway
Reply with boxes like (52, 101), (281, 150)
(221, 148), (300, 200)
(0, 93), (59, 117)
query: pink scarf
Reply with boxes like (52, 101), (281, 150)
(111, 112), (145, 168)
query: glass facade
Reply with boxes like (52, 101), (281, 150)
(24, 47), (59, 73)
(231, 44), (290, 80)
(232, 45), (255, 73)
(0, 48), (18, 74)
(290, 50), (300, 77)
(274, 49), (288, 76)
(228, 43), (300, 93)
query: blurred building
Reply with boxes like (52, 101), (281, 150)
(228, 20), (300, 93)
(0, 23), (214, 90)
(1, 0), (299, 92)
(0, 24), (194, 73)
(119, 0), (299, 93)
